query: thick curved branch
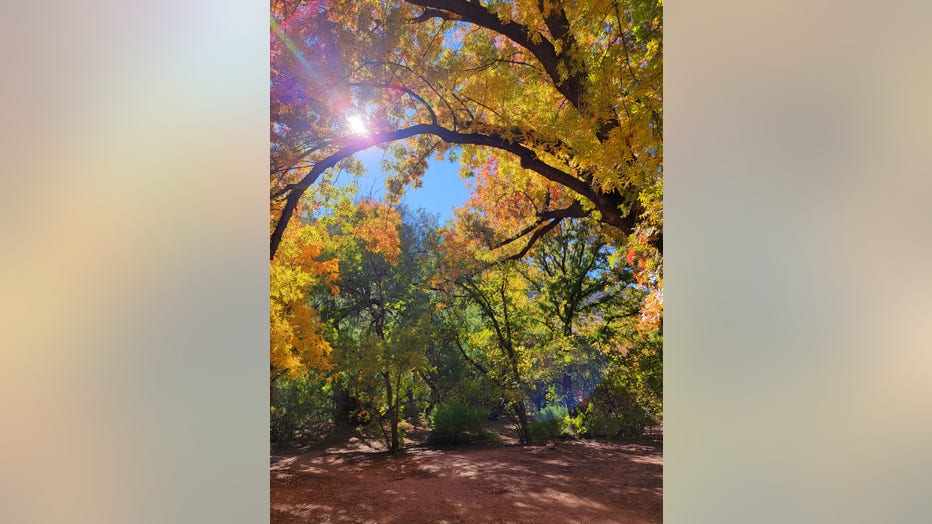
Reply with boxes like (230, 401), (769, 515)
(270, 123), (638, 259)
(409, 3), (587, 109)
(465, 121), (578, 163)
(406, 1), (576, 106)
(271, 126), (433, 259)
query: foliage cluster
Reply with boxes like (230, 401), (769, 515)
(428, 400), (489, 445)
(529, 405), (569, 441)
(270, 374), (333, 443)
(569, 370), (655, 439)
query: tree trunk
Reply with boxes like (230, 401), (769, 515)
(562, 372), (574, 409)
(393, 371), (403, 451)
(515, 398), (532, 445)
(382, 370), (399, 452)
(331, 382), (355, 437)
(405, 388), (418, 421)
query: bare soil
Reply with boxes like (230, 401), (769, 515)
(271, 423), (662, 523)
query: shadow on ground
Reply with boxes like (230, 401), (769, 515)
(271, 427), (662, 524)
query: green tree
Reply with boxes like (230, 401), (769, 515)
(518, 217), (644, 409)
(319, 203), (440, 451)
(438, 262), (543, 444)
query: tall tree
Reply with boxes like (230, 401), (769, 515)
(270, 222), (339, 381)
(318, 202), (439, 451)
(435, 260), (542, 444)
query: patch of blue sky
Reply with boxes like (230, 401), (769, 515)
(442, 22), (466, 51)
(334, 145), (472, 223)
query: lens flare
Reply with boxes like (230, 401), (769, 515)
(346, 115), (367, 135)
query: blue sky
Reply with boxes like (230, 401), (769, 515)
(341, 146), (471, 223)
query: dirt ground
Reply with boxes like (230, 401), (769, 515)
(271, 424), (662, 523)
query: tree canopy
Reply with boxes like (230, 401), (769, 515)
(270, 0), (662, 260)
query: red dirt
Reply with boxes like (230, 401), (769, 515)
(271, 428), (662, 523)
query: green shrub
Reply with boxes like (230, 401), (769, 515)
(428, 400), (487, 445)
(575, 374), (653, 439)
(529, 405), (568, 441)
(567, 412), (586, 436)
(582, 403), (650, 438)
(270, 375), (331, 443)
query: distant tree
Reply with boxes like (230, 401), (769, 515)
(318, 203), (439, 451)
(433, 260), (542, 444)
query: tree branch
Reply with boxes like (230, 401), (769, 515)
(504, 217), (563, 261)
(452, 335), (488, 375)
(406, 0), (580, 109)
(351, 60), (457, 129)
(407, 0), (623, 143)
(270, 123), (638, 259)
(491, 200), (587, 251)
(270, 183), (301, 200)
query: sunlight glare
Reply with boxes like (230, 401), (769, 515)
(346, 115), (368, 135)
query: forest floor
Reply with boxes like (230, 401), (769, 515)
(271, 421), (662, 523)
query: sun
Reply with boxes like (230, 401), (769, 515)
(346, 115), (368, 135)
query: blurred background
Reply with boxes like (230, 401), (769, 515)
(667, 1), (932, 521)
(0, 1), (268, 522)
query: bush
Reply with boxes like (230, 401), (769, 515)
(575, 375), (653, 439)
(529, 405), (568, 441)
(581, 402), (651, 439)
(428, 400), (488, 445)
(567, 411), (586, 436)
(270, 375), (331, 443)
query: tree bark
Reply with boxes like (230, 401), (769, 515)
(515, 398), (532, 445)
(382, 370), (399, 452)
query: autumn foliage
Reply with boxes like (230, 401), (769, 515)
(352, 199), (402, 264)
(270, 0), (662, 260)
(270, 222), (339, 379)
(269, 0), (663, 449)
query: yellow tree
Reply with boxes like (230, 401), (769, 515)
(270, 0), (662, 261)
(270, 221), (339, 380)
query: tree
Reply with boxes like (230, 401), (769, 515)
(270, 221), (339, 381)
(269, 220), (342, 442)
(516, 218), (620, 409)
(433, 260), (541, 444)
(317, 202), (439, 451)
(270, 0), (662, 260)
(269, 0), (664, 445)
